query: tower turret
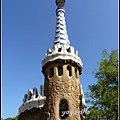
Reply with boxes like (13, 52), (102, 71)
(42, 0), (84, 119)
(18, 1), (86, 120)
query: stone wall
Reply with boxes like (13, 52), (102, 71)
(18, 107), (48, 120)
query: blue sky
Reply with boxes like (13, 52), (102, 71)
(2, 0), (118, 119)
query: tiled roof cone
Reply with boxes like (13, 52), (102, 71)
(54, 2), (70, 46)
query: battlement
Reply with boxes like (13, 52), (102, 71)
(19, 86), (45, 114)
(42, 44), (83, 67)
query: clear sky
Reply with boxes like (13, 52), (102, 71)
(2, 0), (118, 119)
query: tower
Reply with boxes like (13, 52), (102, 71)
(42, 0), (83, 119)
(18, 0), (85, 120)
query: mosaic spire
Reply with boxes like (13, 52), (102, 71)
(54, 0), (70, 46)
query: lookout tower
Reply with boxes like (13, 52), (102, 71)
(18, 0), (86, 120)
(42, 0), (84, 119)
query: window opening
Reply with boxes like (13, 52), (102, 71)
(67, 66), (72, 77)
(58, 66), (63, 76)
(49, 68), (53, 78)
(59, 100), (69, 119)
(75, 68), (78, 78)
(66, 47), (71, 53)
(58, 47), (62, 52)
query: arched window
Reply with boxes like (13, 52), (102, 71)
(58, 66), (63, 76)
(67, 66), (72, 77)
(49, 67), (53, 78)
(59, 100), (69, 119)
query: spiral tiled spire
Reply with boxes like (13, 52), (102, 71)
(54, 4), (70, 46)
(42, 0), (83, 68)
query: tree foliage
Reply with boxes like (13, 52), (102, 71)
(85, 49), (118, 120)
(4, 115), (18, 120)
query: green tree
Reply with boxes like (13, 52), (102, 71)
(4, 115), (18, 120)
(85, 49), (118, 120)
(4, 118), (15, 120)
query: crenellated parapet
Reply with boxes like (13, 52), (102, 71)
(42, 43), (83, 68)
(19, 86), (46, 114)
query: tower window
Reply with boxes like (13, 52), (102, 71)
(58, 66), (63, 76)
(58, 47), (62, 52)
(75, 68), (78, 78)
(59, 100), (69, 119)
(67, 66), (72, 77)
(49, 68), (54, 78)
(66, 47), (71, 53)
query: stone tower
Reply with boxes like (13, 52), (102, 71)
(18, 0), (86, 120)
(42, 0), (83, 119)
